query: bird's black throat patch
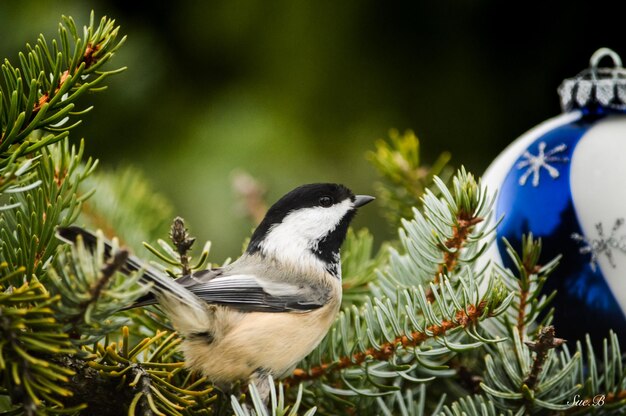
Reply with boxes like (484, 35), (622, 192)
(312, 210), (355, 278)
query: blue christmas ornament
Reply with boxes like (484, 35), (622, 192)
(483, 48), (626, 347)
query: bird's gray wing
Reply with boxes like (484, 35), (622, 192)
(175, 268), (224, 286)
(186, 274), (329, 313)
(129, 268), (226, 308)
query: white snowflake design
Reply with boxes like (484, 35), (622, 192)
(516, 142), (569, 187)
(571, 218), (626, 271)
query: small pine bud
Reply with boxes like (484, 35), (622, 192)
(170, 217), (195, 256)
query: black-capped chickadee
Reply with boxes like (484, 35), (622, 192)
(57, 183), (374, 400)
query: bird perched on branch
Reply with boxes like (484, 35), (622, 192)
(57, 183), (374, 401)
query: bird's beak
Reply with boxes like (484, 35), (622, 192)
(354, 195), (375, 208)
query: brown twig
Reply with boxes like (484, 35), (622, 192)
(69, 249), (129, 337)
(286, 301), (487, 384)
(95, 250), (129, 299)
(426, 214), (483, 302)
(523, 326), (565, 391)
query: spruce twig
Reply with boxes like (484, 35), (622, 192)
(494, 235), (560, 343)
(517, 248), (541, 339)
(437, 216), (484, 280)
(92, 249), (129, 300)
(426, 213), (483, 302)
(523, 326), (565, 392)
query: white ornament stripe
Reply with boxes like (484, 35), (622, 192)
(569, 117), (626, 317)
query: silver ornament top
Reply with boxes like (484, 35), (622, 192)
(558, 47), (626, 112)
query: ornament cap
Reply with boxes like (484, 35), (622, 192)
(558, 48), (626, 113)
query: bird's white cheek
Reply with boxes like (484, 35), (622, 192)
(258, 200), (352, 268)
(269, 200), (353, 242)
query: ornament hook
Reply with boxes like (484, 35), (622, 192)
(590, 47), (622, 70)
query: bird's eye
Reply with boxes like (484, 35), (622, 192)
(319, 196), (334, 207)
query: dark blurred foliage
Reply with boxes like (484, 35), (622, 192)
(1, 0), (623, 259)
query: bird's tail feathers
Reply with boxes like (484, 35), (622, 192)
(56, 226), (203, 309)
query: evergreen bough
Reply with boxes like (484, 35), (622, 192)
(0, 13), (624, 416)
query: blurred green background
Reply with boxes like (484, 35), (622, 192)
(1, 1), (623, 260)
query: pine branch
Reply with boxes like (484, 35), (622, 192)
(57, 327), (216, 415)
(0, 275), (78, 414)
(515, 235), (545, 338)
(0, 12), (126, 166)
(0, 139), (96, 280)
(0, 12), (129, 414)
(47, 229), (145, 344)
(31, 40), (99, 115)
(289, 301), (489, 384)
(57, 354), (130, 416)
(426, 208), (483, 302)
(471, 236), (626, 415)
(373, 167), (496, 302)
(82, 328), (216, 415)
(290, 271), (511, 413)
(481, 324), (581, 413)
(485, 235), (560, 343)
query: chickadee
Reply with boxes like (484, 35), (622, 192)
(57, 183), (374, 400)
